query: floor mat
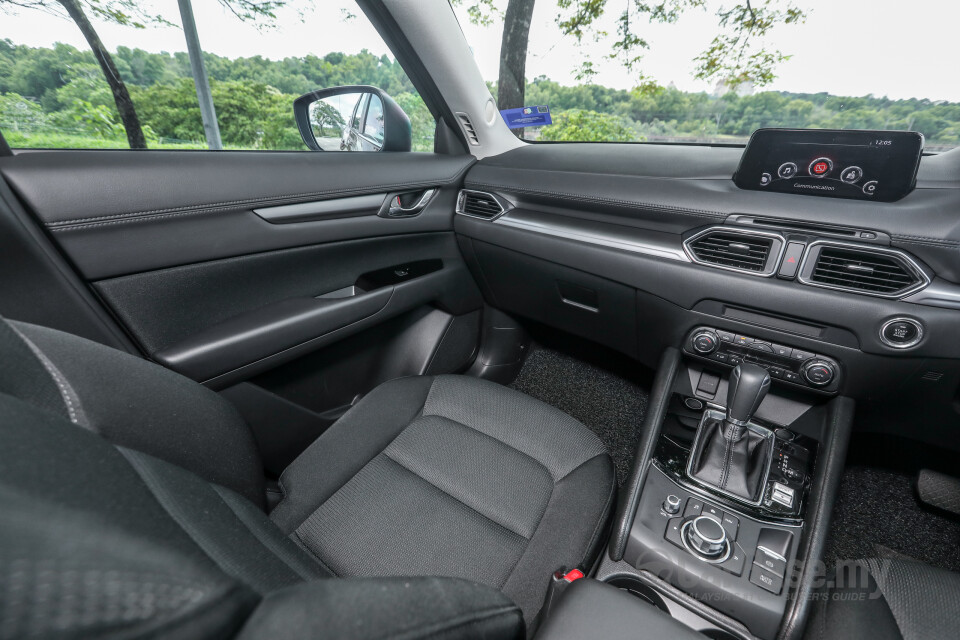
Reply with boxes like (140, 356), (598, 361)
(509, 347), (649, 486)
(824, 466), (960, 572)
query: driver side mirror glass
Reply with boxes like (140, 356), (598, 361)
(294, 86), (410, 152)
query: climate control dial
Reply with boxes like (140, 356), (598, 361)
(802, 360), (836, 386)
(691, 330), (719, 355)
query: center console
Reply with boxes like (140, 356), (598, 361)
(589, 330), (854, 640)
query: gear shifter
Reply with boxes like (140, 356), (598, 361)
(726, 363), (771, 427)
(689, 364), (773, 502)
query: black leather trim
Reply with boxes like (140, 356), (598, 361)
(0, 151), (474, 279)
(609, 347), (682, 561)
(778, 396), (855, 640)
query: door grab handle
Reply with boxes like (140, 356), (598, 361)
(385, 189), (436, 217)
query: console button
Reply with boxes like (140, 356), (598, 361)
(782, 371), (800, 383)
(772, 344), (792, 358)
(880, 318), (923, 349)
(703, 504), (724, 522)
(808, 157), (833, 177)
(717, 330), (735, 342)
(789, 349), (814, 362)
(778, 162), (798, 179)
(754, 547), (787, 577)
(750, 564), (784, 594)
(840, 166), (863, 183)
(734, 335), (754, 347)
(719, 542), (747, 576)
(777, 242), (806, 279)
(665, 517), (685, 549)
(711, 352), (729, 364)
(683, 498), (704, 519)
(757, 528), (793, 560)
(771, 483), (796, 508)
(721, 512), (740, 540)
(750, 342), (775, 353)
(760, 172), (772, 186)
(863, 180), (878, 195)
(768, 367), (785, 380)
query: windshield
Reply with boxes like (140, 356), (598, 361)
(453, 1), (960, 151)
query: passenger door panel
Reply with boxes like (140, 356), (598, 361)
(0, 149), (480, 472)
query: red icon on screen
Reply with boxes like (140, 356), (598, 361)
(812, 162), (829, 175)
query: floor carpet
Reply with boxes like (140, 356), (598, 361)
(509, 346), (649, 486)
(824, 466), (960, 571)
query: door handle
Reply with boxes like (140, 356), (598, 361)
(382, 189), (436, 218)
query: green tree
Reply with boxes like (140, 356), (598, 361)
(539, 109), (635, 141)
(457, 0), (806, 121)
(1, 0), (291, 148)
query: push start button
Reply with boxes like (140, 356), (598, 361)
(880, 318), (923, 349)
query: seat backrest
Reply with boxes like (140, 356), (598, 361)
(0, 316), (266, 507)
(0, 389), (328, 638)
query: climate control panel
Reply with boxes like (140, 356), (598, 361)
(683, 326), (840, 392)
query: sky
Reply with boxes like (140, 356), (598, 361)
(2, 0), (959, 103)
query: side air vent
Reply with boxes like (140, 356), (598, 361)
(684, 228), (782, 276)
(456, 190), (505, 220)
(800, 243), (928, 298)
(456, 112), (480, 146)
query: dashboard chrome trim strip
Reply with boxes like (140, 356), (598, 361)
(796, 240), (931, 300)
(492, 214), (691, 262)
(682, 226), (787, 278)
(902, 279), (960, 310)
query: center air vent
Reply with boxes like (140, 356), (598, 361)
(684, 229), (782, 275)
(800, 243), (927, 298)
(457, 190), (505, 220)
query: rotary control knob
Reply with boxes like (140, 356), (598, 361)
(684, 515), (728, 558)
(663, 494), (682, 515)
(802, 360), (836, 386)
(691, 330), (719, 355)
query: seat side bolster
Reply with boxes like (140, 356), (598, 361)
(270, 375), (435, 533)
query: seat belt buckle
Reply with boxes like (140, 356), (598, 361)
(541, 566), (585, 618)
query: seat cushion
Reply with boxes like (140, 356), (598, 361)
(804, 558), (960, 640)
(271, 375), (616, 623)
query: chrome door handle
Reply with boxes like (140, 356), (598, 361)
(386, 189), (436, 217)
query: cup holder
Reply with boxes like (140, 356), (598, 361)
(604, 576), (670, 614)
(603, 575), (742, 640)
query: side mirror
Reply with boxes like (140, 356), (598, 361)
(293, 85), (411, 152)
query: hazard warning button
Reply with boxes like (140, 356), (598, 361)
(777, 241), (806, 279)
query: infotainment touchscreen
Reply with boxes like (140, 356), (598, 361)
(734, 129), (923, 202)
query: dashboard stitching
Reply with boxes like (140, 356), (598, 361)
(891, 235), (960, 247)
(464, 181), (726, 220)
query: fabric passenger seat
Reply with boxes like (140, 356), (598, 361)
(0, 315), (615, 636)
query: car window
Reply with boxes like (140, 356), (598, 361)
(452, 2), (959, 151)
(362, 95), (385, 145)
(0, 1), (435, 151)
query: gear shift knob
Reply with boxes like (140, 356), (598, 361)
(726, 363), (771, 426)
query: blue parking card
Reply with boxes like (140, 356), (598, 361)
(500, 105), (552, 129)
